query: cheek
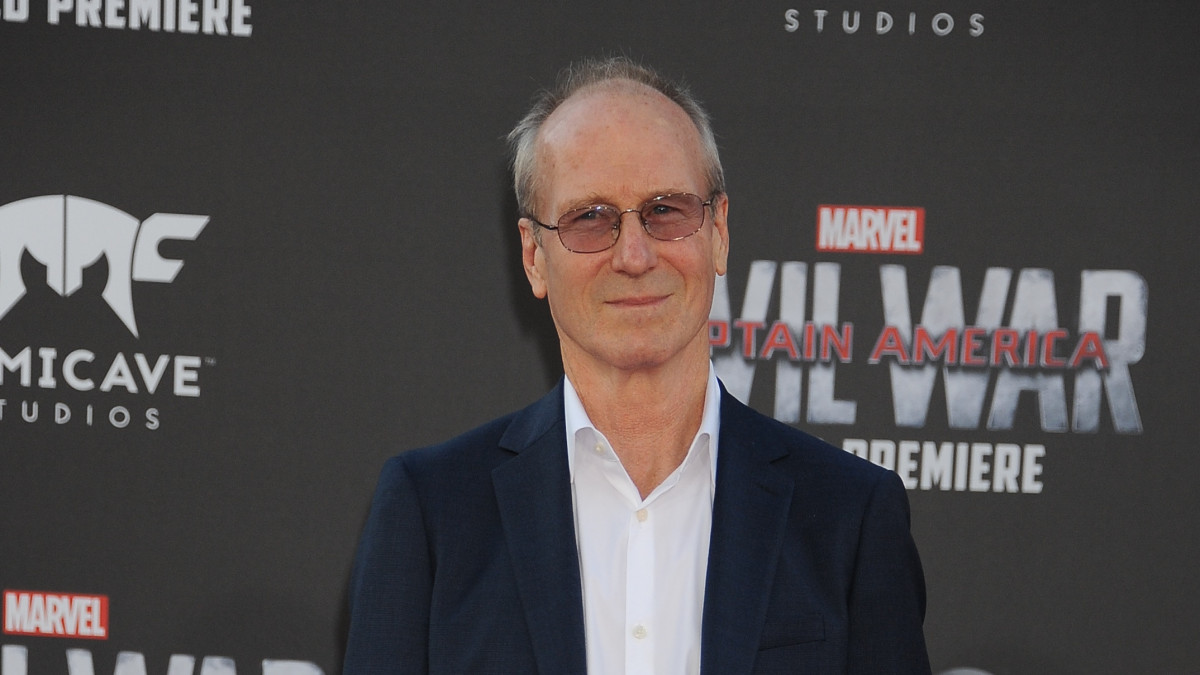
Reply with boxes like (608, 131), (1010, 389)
(680, 248), (719, 287)
(542, 259), (586, 309)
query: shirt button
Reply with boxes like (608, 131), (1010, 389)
(593, 443), (604, 454)
(632, 624), (648, 640)
(635, 508), (648, 522)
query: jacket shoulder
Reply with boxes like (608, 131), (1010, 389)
(381, 382), (564, 485)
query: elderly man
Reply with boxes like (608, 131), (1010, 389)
(344, 57), (930, 674)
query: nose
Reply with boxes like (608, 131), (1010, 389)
(609, 209), (657, 275)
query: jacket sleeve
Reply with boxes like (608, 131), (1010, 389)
(344, 456), (431, 675)
(846, 469), (932, 674)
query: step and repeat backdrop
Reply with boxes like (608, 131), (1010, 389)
(2, 2), (1197, 673)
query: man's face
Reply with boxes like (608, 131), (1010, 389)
(519, 84), (729, 375)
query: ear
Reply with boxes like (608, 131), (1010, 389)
(519, 218), (549, 299)
(710, 193), (730, 277)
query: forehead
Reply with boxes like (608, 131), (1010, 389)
(533, 83), (707, 207)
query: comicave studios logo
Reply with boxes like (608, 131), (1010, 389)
(0, 195), (210, 431)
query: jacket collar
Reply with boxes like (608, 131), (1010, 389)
(492, 381), (796, 674)
(493, 381), (588, 673)
(701, 386), (795, 674)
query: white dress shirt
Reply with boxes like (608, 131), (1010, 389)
(564, 365), (721, 675)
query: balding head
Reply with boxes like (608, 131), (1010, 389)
(508, 57), (725, 220)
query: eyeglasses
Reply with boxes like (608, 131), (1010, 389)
(528, 192), (717, 254)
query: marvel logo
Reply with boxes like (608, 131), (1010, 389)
(816, 205), (924, 254)
(3, 590), (108, 639)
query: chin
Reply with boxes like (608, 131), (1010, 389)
(604, 345), (678, 372)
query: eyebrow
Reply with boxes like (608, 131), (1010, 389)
(558, 189), (693, 213)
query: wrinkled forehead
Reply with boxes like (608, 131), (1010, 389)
(539, 80), (700, 151)
(531, 82), (707, 205)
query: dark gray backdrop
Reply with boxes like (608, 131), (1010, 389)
(2, 2), (1197, 673)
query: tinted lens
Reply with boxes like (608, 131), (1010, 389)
(557, 205), (619, 253)
(641, 193), (705, 240)
(551, 194), (709, 253)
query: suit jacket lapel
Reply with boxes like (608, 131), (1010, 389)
(701, 389), (795, 675)
(492, 382), (588, 674)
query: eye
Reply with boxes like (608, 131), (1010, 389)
(561, 205), (615, 229)
(644, 196), (694, 223)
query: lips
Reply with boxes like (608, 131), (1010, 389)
(606, 294), (669, 307)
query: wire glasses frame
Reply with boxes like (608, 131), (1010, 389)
(527, 192), (719, 254)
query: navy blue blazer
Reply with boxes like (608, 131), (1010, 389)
(344, 382), (930, 674)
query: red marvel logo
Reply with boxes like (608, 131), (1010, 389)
(816, 205), (924, 254)
(3, 590), (108, 640)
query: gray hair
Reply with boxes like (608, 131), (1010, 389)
(507, 56), (725, 219)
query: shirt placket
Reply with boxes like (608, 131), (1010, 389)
(625, 501), (655, 675)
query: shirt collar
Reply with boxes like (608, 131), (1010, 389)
(563, 363), (721, 487)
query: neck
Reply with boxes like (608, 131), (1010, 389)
(564, 346), (710, 498)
